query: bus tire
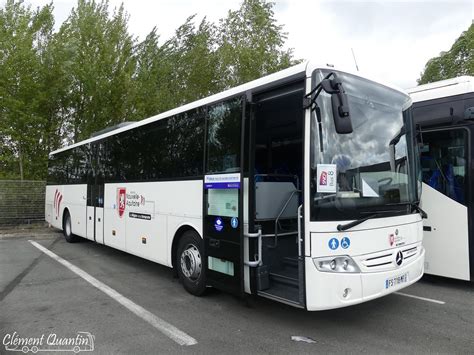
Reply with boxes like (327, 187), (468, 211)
(176, 230), (206, 296)
(63, 211), (79, 243)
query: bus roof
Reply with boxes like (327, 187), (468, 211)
(51, 61), (408, 155)
(407, 76), (474, 103)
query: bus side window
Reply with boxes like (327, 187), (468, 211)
(420, 129), (467, 205)
(206, 97), (242, 173)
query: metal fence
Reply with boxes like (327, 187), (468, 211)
(0, 180), (46, 225)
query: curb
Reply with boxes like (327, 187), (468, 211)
(0, 231), (62, 240)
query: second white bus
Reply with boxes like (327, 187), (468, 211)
(408, 76), (474, 281)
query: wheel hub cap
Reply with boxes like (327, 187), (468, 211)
(180, 244), (202, 280)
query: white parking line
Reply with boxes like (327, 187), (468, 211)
(29, 240), (197, 346)
(394, 291), (445, 305)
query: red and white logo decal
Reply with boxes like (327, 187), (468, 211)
(54, 189), (63, 219)
(389, 233), (395, 246)
(320, 171), (328, 186)
(117, 188), (126, 218)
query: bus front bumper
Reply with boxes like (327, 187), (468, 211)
(305, 247), (425, 311)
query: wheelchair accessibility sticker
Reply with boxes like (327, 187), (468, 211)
(328, 236), (351, 250)
(341, 237), (351, 249)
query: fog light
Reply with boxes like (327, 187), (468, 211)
(343, 288), (351, 298)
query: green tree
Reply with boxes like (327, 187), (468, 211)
(418, 23), (474, 84)
(165, 15), (221, 104)
(132, 15), (222, 117)
(131, 27), (174, 119)
(132, 0), (299, 118)
(217, 0), (298, 88)
(0, 0), (58, 179)
(57, 0), (136, 142)
(0, 0), (300, 180)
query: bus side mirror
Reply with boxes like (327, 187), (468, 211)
(321, 75), (353, 134)
(331, 91), (353, 134)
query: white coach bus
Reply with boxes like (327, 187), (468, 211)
(408, 76), (474, 281)
(46, 61), (425, 310)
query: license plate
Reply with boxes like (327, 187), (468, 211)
(385, 272), (409, 289)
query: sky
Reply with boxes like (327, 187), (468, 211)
(2, 0), (473, 89)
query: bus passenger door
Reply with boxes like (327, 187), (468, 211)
(420, 128), (470, 280)
(86, 142), (105, 244)
(203, 97), (245, 295)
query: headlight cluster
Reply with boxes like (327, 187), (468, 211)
(313, 256), (360, 273)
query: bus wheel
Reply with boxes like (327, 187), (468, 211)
(176, 230), (206, 296)
(63, 211), (79, 243)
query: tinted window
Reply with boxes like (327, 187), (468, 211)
(49, 108), (207, 185)
(420, 129), (468, 205)
(166, 108), (205, 177)
(47, 152), (67, 184)
(105, 129), (143, 182)
(104, 108), (205, 182)
(47, 146), (89, 185)
(139, 120), (167, 180)
(206, 97), (242, 173)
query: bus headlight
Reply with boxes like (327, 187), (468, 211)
(313, 256), (360, 273)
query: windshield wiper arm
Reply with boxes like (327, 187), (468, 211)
(411, 203), (428, 219)
(337, 213), (380, 231)
(337, 203), (427, 232)
(385, 201), (428, 219)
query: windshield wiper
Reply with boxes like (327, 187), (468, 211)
(337, 213), (380, 231)
(385, 201), (428, 219)
(411, 202), (428, 219)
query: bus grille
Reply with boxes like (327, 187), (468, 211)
(356, 245), (420, 272)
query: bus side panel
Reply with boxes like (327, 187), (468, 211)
(63, 185), (87, 238)
(126, 213), (168, 264)
(104, 184), (127, 252)
(167, 216), (202, 267)
(45, 185), (55, 226)
(45, 184), (87, 238)
(103, 180), (202, 267)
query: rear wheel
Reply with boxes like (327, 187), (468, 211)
(176, 230), (206, 296)
(63, 211), (79, 243)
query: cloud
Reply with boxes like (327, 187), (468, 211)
(1, 0), (472, 89)
(281, 0), (473, 88)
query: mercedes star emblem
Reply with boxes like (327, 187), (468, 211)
(395, 251), (403, 266)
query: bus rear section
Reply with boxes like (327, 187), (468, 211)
(408, 76), (474, 281)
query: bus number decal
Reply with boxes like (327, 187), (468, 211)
(316, 164), (337, 193)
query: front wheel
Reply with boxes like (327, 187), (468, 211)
(63, 211), (79, 243)
(176, 230), (206, 296)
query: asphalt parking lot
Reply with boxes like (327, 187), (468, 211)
(1, 230), (473, 354)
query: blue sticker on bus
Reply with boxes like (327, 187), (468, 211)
(231, 217), (238, 229)
(214, 217), (224, 232)
(328, 238), (339, 250)
(341, 237), (351, 249)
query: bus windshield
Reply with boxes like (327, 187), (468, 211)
(310, 69), (418, 221)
